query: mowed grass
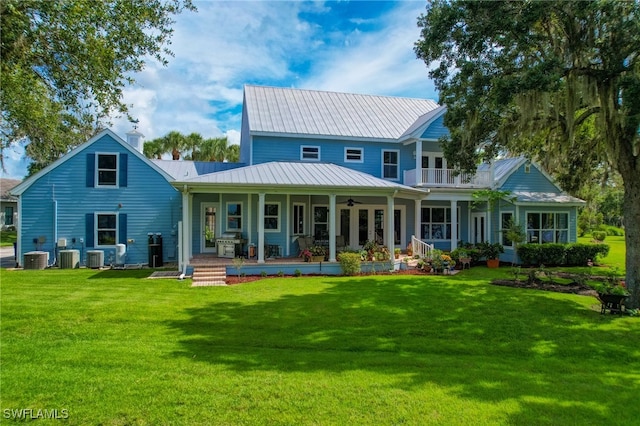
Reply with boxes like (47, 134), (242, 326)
(1, 267), (639, 425)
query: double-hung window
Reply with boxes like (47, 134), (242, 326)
(313, 206), (329, 240)
(97, 153), (118, 187)
(96, 213), (117, 246)
(264, 203), (280, 232)
(227, 202), (242, 231)
(382, 150), (399, 179)
(420, 207), (459, 240)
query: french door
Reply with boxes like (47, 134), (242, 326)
(201, 203), (218, 253)
(471, 212), (486, 244)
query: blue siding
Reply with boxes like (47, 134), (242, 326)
(19, 134), (180, 266)
(500, 164), (560, 193)
(420, 115), (449, 140)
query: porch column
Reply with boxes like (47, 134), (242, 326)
(414, 199), (422, 241)
(328, 194), (336, 262)
(257, 192), (265, 264)
(386, 195), (395, 250)
(450, 200), (458, 251)
(415, 139), (423, 184)
(181, 188), (190, 273)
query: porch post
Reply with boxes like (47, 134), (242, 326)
(450, 200), (458, 251)
(329, 194), (336, 262)
(257, 192), (265, 264)
(387, 195), (395, 250)
(415, 139), (423, 183)
(181, 188), (190, 273)
(414, 199), (422, 242)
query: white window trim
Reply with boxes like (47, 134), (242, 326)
(96, 152), (119, 188)
(500, 210), (515, 249)
(264, 202), (281, 233)
(526, 211), (570, 244)
(226, 202), (243, 232)
(95, 212), (118, 247)
(344, 147), (364, 163)
(381, 149), (400, 180)
(300, 145), (320, 161)
(293, 203), (306, 235)
(420, 206), (460, 241)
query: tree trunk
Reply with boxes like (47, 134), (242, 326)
(621, 172), (640, 310)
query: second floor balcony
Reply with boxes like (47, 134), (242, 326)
(403, 168), (492, 188)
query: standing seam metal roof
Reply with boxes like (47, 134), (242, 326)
(245, 85), (440, 140)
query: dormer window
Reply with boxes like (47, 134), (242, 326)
(345, 147), (363, 163)
(382, 150), (399, 179)
(97, 153), (118, 187)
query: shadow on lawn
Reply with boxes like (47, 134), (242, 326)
(166, 275), (639, 423)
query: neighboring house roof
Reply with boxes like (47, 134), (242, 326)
(477, 157), (527, 183)
(244, 85), (440, 141)
(10, 129), (174, 196)
(177, 161), (427, 198)
(1, 178), (21, 202)
(151, 160), (245, 180)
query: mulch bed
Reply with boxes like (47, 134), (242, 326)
(225, 267), (427, 285)
(491, 279), (597, 296)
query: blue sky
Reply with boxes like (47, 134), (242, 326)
(3, 0), (437, 179)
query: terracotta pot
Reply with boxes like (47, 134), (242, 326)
(486, 258), (500, 268)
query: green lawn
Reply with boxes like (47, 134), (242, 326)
(0, 229), (17, 247)
(1, 268), (639, 425)
(578, 235), (626, 271)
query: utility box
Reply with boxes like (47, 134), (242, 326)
(87, 250), (104, 269)
(59, 249), (80, 269)
(24, 251), (48, 270)
(148, 233), (163, 267)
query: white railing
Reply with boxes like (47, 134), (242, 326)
(411, 235), (433, 259)
(403, 168), (492, 188)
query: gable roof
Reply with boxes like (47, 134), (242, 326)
(10, 129), (174, 196)
(176, 161), (427, 198)
(1, 178), (21, 202)
(244, 85), (440, 141)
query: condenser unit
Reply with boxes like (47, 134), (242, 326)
(24, 251), (48, 270)
(86, 250), (104, 269)
(59, 249), (80, 269)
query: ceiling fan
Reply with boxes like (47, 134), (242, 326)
(342, 197), (362, 207)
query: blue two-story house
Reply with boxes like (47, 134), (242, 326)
(11, 84), (584, 272)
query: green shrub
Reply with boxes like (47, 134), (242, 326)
(518, 244), (541, 265)
(537, 243), (566, 266)
(294, 269), (302, 277)
(565, 243), (610, 266)
(339, 252), (362, 276)
(591, 230), (606, 242)
(598, 225), (624, 236)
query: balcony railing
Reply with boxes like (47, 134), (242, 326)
(403, 168), (492, 188)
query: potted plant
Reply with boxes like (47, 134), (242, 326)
(394, 248), (401, 259)
(478, 242), (504, 268)
(406, 243), (413, 257)
(309, 245), (326, 262)
(451, 248), (472, 269)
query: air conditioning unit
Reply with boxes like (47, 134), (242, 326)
(59, 249), (80, 269)
(24, 251), (48, 270)
(86, 250), (104, 269)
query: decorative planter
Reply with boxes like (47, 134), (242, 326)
(311, 255), (324, 262)
(486, 258), (500, 268)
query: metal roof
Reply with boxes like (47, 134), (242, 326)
(477, 157), (526, 182)
(151, 160), (245, 180)
(180, 161), (424, 194)
(511, 191), (585, 205)
(244, 85), (440, 140)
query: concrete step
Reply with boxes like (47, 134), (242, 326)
(192, 266), (227, 286)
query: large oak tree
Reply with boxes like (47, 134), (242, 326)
(1, 0), (195, 174)
(415, 0), (640, 308)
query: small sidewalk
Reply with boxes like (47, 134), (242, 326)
(0, 246), (16, 268)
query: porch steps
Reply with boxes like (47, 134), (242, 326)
(191, 265), (227, 286)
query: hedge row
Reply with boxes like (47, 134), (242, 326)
(517, 243), (610, 266)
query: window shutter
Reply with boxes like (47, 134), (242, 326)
(85, 213), (94, 247)
(119, 153), (128, 187)
(86, 154), (95, 187)
(119, 214), (127, 245)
